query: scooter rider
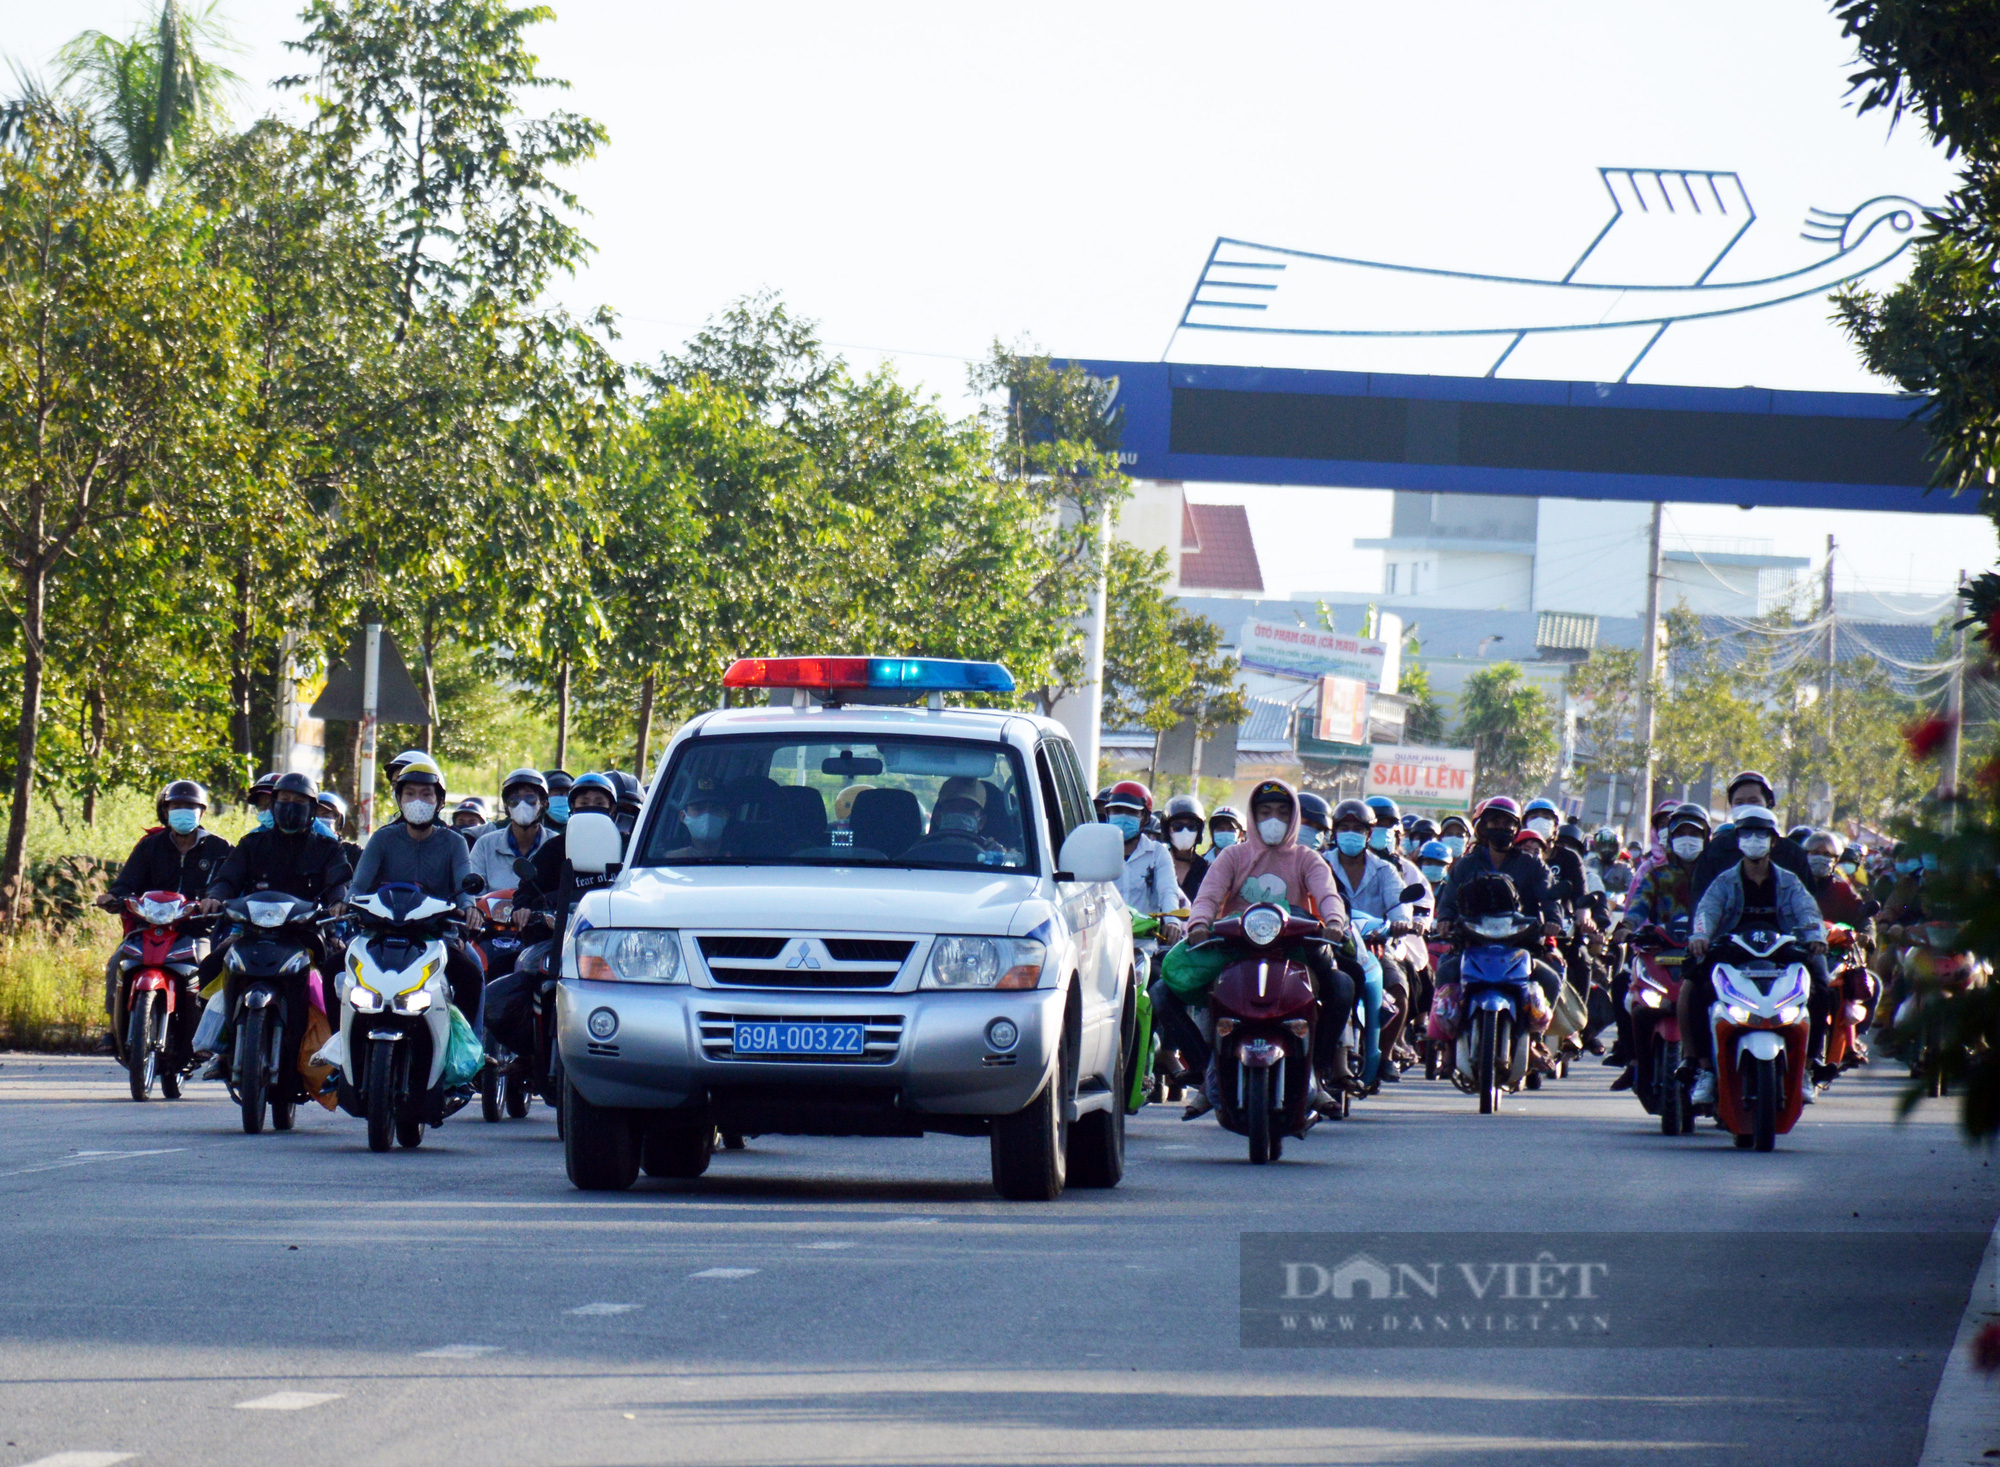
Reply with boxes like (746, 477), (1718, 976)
(469, 769), (556, 901)
(349, 756), (485, 1027)
(1804, 829), (1878, 1061)
(195, 773), (352, 1075)
(1685, 806), (1830, 1104)
(1437, 797), (1559, 937)
(315, 791), (364, 875)
(99, 780), (229, 1055)
(450, 797), (491, 844)
(1208, 805), (1244, 854)
(1611, 802), (1709, 1091)
(1161, 794), (1211, 901)
(1330, 798), (1418, 1085)
(245, 772), (279, 831)
(1438, 813), (1472, 862)
(1105, 781), (1182, 942)
(542, 770), (575, 831)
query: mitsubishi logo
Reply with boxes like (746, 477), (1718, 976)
(783, 941), (821, 971)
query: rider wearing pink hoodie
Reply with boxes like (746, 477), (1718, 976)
(1188, 778), (1346, 941)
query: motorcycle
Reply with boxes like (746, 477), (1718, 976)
(1422, 934), (1456, 1079)
(219, 892), (325, 1134)
(1823, 920), (1878, 1073)
(1626, 920), (1694, 1135)
(1195, 903), (1326, 1163)
(1125, 911), (1188, 1112)
(1707, 928), (1813, 1152)
(1451, 910), (1552, 1115)
(1892, 919), (1989, 1098)
(472, 887), (535, 1122)
(112, 891), (205, 1102)
(336, 880), (476, 1152)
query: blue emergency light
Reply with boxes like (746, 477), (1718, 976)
(722, 656), (1016, 696)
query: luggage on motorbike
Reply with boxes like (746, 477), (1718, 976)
(442, 1004), (484, 1086)
(1161, 939), (1230, 1002)
(1546, 979), (1588, 1042)
(1429, 980), (1463, 1041)
(1522, 979), (1554, 1035)
(299, 1009), (339, 1111)
(191, 997), (226, 1056)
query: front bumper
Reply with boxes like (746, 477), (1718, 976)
(557, 979), (1063, 1120)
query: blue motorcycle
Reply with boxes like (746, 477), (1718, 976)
(1452, 911), (1545, 1114)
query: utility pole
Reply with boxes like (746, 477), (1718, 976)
(1820, 534), (1836, 826)
(1946, 568), (1968, 811)
(1634, 502), (1664, 826)
(357, 622), (381, 835)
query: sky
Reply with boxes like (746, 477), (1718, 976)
(10, 0), (1994, 600)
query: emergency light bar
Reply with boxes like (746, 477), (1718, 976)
(722, 657), (1016, 695)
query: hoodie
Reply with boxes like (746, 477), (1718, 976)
(1188, 779), (1345, 939)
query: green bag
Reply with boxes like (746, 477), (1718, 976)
(1160, 939), (1230, 1002)
(442, 1004), (485, 1087)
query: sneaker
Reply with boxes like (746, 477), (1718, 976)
(1800, 1083), (1817, 1106)
(196, 1055), (227, 1082)
(1181, 1093), (1213, 1121)
(1608, 1067), (1635, 1092)
(1811, 1061), (1840, 1088)
(1377, 1066), (1402, 1084)
(1689, 1071), (1717, 1106)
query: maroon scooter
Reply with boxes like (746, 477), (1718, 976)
(1200, 903), (1325, 1164)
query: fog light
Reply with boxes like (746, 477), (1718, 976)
(1284, 1018), (1310, 1037)
(587, 1007), (619, 1041)
(985, 1017), (1019, 1051)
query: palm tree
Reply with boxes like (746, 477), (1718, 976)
(52, 0), (239, 189)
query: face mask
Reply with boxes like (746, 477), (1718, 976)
(938, 811), (981, 836)
(273, 801), (311, 834)
(1257, 817), (1289, 845)
(1808, 855), (1834, 877)
(165, 808), (199, 835)
(1297, 828), (1322, 851)
(1169, 827), (1197, 851)
(1922, 852), (1939, 873)
(1335, 830), (1367, 857)
(1211, 830), (1237, 849)
(1838, 858), (1859, 873)
(685, 811), (725, 844)
(1670, 835), (1704, 861)
(313, 818), (336, 840)
(509, 800), (541, 827)
(1729, 803), (1766, 825)
(1526, 817), (1555, 839)
(1737, 833), (1772, 859)
(1442, 836), (1465, 858)
(1108, 813), (1141, 840)
(401, 797), (437, 827)
(547, 796), (569, 824)
(1421, 863), (1446, 882)
(1368, 827), (1393, 852)
(253, 807), (274, 831)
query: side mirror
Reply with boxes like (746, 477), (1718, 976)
(1399, 882), (1427, 904)
(1056, 823), (1125, 884)
(461, 873), (486, 896)
(567, 811), (624, 876)
(512, 856), (539, 884)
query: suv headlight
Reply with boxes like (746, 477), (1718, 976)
(923, 936), (1047, 990)
(575, 928), (684, 984)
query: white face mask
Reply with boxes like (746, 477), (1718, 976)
(1670, 835), (1704, 861)
(1169, 828), (1198, 851)
(1526, 817), (1555, 839)
(509, 800), (541, 827)
(1808, 854), (1834, 877)
(1257, 817), (1289, 845)
(401, 797), (437, 827)
(1738, 833), (1772, 859)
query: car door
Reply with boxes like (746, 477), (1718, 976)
(1046, 737), (1121, 1073)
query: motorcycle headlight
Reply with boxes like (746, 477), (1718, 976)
(348, 985), (383, 1012)
(1241, 906), (1286, 948)
(1776, 1003), (1806, 1025)
(1636, 988), (1662, 1008)
(923, 936), (1046, 990)
(574, 928), (684, 984)
(1723, 1003), (1753, 1025)
(394, 989), (433, 1014)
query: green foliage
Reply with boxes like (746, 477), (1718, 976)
(1457, 662), (1558, 797)
(54, 0), (240, 190)
(1102, 541), (1245, 737)
(1398, 640), (1449, 745)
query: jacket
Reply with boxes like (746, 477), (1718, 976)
(1437, 844), (1556, 927)
(206, 827), (351, 905)
(1172, 850), (1211, 904)
(1327, 848), (1406, 921)
(1188, 779), (1345, 940)
(1626, 860), (1696, 932)
(469, 823), (555, 894)
(110, 827), (231, 902)
(1117, 835), (1182, 918)
(1809, 874), (1875, 946)
(1692, 861), (1824, 947)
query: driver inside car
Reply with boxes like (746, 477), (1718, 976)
(662, 780), (732, 859)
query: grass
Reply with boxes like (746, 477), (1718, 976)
(0, 915), (118, 1051)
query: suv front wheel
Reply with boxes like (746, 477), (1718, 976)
(990, 989), (1078, 1201)
(564, 1077), (639, 1191)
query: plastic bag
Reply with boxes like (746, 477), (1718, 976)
(298, 1009), (339, 1111)
(191, 997), (226, 1056)
(1547, 980), (1588, 1042)
(1160, 940), (1229, 1002)
(310, 1029), (348, 1074)
(442, 1004), (485, 1087)
(1429, 980), (1463, 1042)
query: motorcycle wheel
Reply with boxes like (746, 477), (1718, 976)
(365, 1040), (395, 1153)
(126, 993), (157, 1102)
(1475, 1011), (1499, 1115)
(1247, 1065), (1275, 1165)
(160, 1063), (181, 1101)
(237, 1008), (267, 1135)
(267, 1020), (294, 1130)
(504, 1072), (531, 1119)
(1751, 1056), (1779, 1153)
(480, 1062), (502, 1123)
(1659, 1039), (1682, 1137)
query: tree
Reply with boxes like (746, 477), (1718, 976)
(1567, 644), (1647, 802)
(1398, 646), (1449, 746)
(54, 0), (239, 191)
(1457, 662), (1559, 798)
(0, 109), (249, 914)
(1102, 540), (1246, 758)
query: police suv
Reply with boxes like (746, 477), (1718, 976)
(555, 657), (1134, 1200)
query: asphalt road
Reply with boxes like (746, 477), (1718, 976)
(1, 1052), (1993, 1467)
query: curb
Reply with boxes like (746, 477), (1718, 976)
(1920, 1214), (2000, 1466)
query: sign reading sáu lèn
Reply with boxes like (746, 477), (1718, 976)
(1366, 745), (1476, 813)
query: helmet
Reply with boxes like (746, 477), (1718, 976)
(1162, 793), (1206, 825)
(1210, 804), (1243, 832)
(608, 770), (644, 813)
(1418, 839), (1451, 865)
(1591, 825), (1619, 853)
(1734, 806), (1779, 835)
(568, 771), (618, 812)
(1364, 795), (1400, 827)
(385, 749), (429, 782)
(1726, 769), (1775, 806)
(1477, 796), (1522, 822)
(834, 784), (872, 820)
(1513, 825), (1548, 846)
(1297, 791), (1332, 832)
(452, 797), (490, 826)
(500, 767), (549, 800)
(274, 771), (318, 802)
(1556, 821), (1586, 851)
(1804, 829), (1844, 857)
(1410, 817), (1439, 842)
(1786, 824), (1813, 846)
(316, 790), (349, 828)
(248, 771), (279, 806)
(1667, 802), (1711, 836)
(156, 779), (209, 825)
(1094, 786), (1114, 814)
(392, 754), (445, 798)
(1440, 814), (1471, 837)
(1650, 798), (1679, 828)
(543, 769), (574, 796)
(1105, 779), (1153, 813)
(1523, 798), (1559, 820)
(1331, 797), (1373, 828)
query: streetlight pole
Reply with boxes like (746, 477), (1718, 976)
(1634, 502), (1664, 827)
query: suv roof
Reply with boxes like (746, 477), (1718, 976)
(681, 704), (1068, 744)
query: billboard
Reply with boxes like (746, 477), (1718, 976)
(1240, 618), (1390, 689)
(1365, 744), (1478, 813)
(1315, 675), (1368, 747)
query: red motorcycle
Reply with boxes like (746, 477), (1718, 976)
(1626, 921), (1694, 1135)
(1823, 921), (1877, 1072)
(1197, 903), (1325, 1164)
(112, 891), (204, 1102)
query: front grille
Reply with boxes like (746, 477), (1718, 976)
(691, 932), (917, 991)
(707, 965), (901, 989)
(697, 1012), (903, 1064)
(698, 936), (788, 961)
(822, 938), (915, 964)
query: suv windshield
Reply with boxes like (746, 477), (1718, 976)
(638, 734), (1036, 873)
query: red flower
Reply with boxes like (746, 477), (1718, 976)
(1905, 715), (1956, 762)
(1978, 758), (2000, 793)
(1973, 1318), (2000, 1375)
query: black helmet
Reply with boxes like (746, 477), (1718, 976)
(316, 790), (349, 830)
(1726, 769), (1775, 806)
(1556, 821), (1587, 851)
(274, 771), (318, 802)
(501, 767), (549, 800)
(1667, 802), (1711, 836)
(1162, 793), (1206, 824)
(1331, 797), (1373, 829)
(608, 770), (643, 813)
(1786, 824), (1813, 845)
(156, 779), (209, 825)
(248, 771), (279, 807)
(1297, 791), (1332, 832)
(270, 771), (318, 833)
(1409, 816), (1439, 842)
(569, 771), (618, 812)
(543, 769), (575, 796)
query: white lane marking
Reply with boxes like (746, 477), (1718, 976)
(565, 1302), (639, 1315)
(19, 1454), (138, 1467)
(417, 1344), (503, 1358)
(0, 1148), (185, 1178)
(800, 1241), (854, 1250)
(689, 1267), (757, 1279)
(235, 1391), (343, 1411)
(888, 1216), (939, 1226)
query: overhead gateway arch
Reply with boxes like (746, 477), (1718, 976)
(1070, 361), (1961, 515)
